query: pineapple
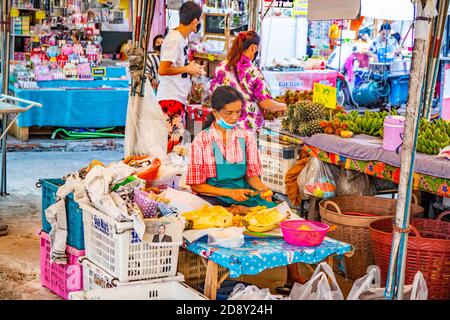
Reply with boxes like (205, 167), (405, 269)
(300, 101), (327, 122)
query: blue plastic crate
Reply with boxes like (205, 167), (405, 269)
(40, 178), (85, 250)
(389, 75), (409, 106)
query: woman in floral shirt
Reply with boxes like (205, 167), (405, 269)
(210, 31), (287, 132)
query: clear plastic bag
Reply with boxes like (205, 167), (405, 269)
(188, 75), (210, 105)
(228, 284), (283, 300)
(298, 157), (336, 199)
(289, 262), (344, 300)
(207, 227), (245, 248)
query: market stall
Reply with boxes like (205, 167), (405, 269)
(7, 0), (132, 141)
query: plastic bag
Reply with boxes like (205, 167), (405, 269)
(347, 265), (428, 300)
(188, 75), (210, 105)
(124, 80), (168, 160)
(208, 227), (245, 248)
(289, 262), (344, 300)
(298, 157), (336, 199)
(336, 168), (375, 196)
(228, 284), (283, 300)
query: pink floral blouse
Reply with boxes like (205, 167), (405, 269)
(210, 55), (273, 132)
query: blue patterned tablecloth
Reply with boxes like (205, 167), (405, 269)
(186, 237), (353, 278)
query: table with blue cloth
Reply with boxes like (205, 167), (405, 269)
(185, 235), (353, 299)
(10, 74), (130, 140)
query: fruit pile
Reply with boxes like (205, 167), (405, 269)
(275, 90), (313, 105)
(334, 109), (399, 137)
(282, 101), (327, 136)
(417, 118), (450, 155)
(234, 206), (288, 233)
(319, 119), (354, 138)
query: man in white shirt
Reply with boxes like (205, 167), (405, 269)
(157, 1), (205, 153)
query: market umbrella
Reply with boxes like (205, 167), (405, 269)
(124, 0), (167, 159)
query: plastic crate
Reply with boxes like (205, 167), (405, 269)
(40, 178), (85, 250)
(79, 257), (185, 291)
(260, 154), (297, 195)
(39, 231), (85, 300)
(69, 281), (208, 300)
(81, 204), (181, 282)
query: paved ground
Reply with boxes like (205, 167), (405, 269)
(0, 148), (355, 300)
(0, 150), (123, 300)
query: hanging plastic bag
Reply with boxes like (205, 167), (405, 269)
(298, 157), (336, 199)
(289, 262), (344, 300)
(347, 265), (428, 300)
(124, 80), (168, 160)
(228, 284), (283, 300)
(188, 75), (210, 105)
(208, 227), (246, 248)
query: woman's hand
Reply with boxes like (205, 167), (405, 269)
(226, 189), (254, 202)
(260, 189), (273, 202)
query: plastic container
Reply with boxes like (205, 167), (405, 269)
(147, 175), (181, 190)
(137, 158), (161, 182)
(40, 178), (85, 250)
(79, 257), (185, 291)
(69, 281), (207, 300)
(39, 231), (85, 300)
(383, 115), (405, 152)
(81, 203), (181, 282)
(389, 76), (409, 106)
(280, 220), (330, 246)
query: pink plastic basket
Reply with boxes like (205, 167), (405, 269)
(39, 231), (85, 300)
(280, 220), (330, 246)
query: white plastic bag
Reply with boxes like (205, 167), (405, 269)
(124, 81), (168, 159)
(228, 284), (283, 300)
(298, 157), (336, 199)
(161, 188), (210, 213)
(208, 227), (245, 248)
(347, 265), (428, 300)
(289, 262), (344, 300)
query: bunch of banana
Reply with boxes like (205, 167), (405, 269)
(181, 205), (234, 229)
(334, 109), (399, 137)
(243, 206), (287, 233)
(417, 118), (450, 155)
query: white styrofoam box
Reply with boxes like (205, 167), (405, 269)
(69, 281), (208, 300)
(81, 204), (181, 283)
(79, 257), (185, 291)
(260, 154), (297, 195)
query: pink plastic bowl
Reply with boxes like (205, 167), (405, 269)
(280, 220), (330, 247)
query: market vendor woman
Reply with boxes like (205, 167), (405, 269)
(210, 31), (287, 132)
(186, 85), (275, 208)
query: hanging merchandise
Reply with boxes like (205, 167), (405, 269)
(298, 157), (337, 199)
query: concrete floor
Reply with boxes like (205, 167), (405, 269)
(0, 149), (355, 300)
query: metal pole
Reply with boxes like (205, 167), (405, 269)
(1, 0), (12, 195)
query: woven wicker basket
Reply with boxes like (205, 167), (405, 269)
(370, 212), (450, 300)
(177, 249), (242, 290)
(319, 195), (424, 280)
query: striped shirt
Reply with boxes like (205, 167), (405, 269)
(146, 51), (161, 83)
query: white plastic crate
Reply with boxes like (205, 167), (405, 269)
(80, 257), (185, 291)
(69, 281), (208, 300)
(260, 154), (297, 194)
(81, 204), (181, 283)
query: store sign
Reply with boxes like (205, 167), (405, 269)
(293, 0), (308, 16)
(313, 83), (337, 109)
(35, 10), (46, 20)
(10, 8), (20, 18)
(92, 67), (107, 77)
(264, 0), (294, 9)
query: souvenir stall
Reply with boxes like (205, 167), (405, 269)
(8, 0), (131, 141)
